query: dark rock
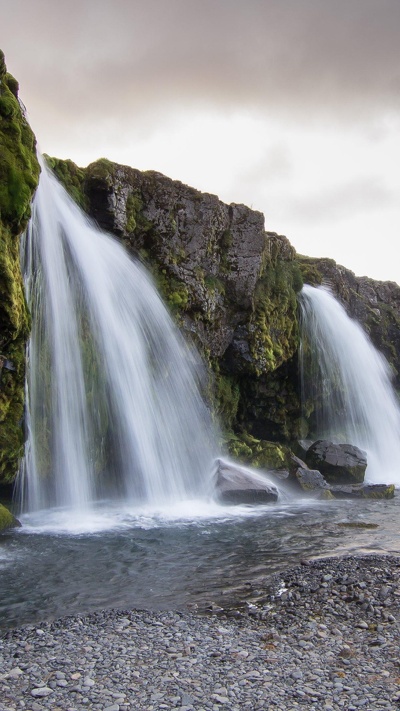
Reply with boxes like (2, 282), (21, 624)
(213, 458), (279, 505)
(305, 440), (367, 484)
(285, 454), (332, 498)
(295, 466), (330, 493)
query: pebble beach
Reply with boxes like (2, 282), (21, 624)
(1, 554), (400, 711)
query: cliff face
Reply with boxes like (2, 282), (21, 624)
(0, 50), (40, 485)
(49, 156), (400, 468)
(49, 158), (304, 459)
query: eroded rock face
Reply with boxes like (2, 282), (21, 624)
(50, 157), (304, 444)
(81, 161), (302, 369)
(305, 440), (367, 484)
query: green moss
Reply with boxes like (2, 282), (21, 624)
(248, 260), (302, 376)
(0, 58), (39, 232)
(362, 484), (395, 500)
(44, 155), (87, 209)
(225, 431), (290, 470)
(153, 268), (189, 313)
(0, 502), (20, 530)
(337, 522), (379, 529)
(204, 274), (225, 295)
(296, 255), (324, 286)
(0, 49), (39, 483)
(126, 193), (140, 232)
(213, 371), (240, 430)
(85, 158), (115, 182)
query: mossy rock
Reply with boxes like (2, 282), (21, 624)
(330, 483), (395, 500)
(337, 522), (379, 529)
(0, 502), (21, 530)
(296, 255), (324, 286)
(0, 49), (40, 483)
(247, 259), (302, 376)
(44, 155), (87, 209)
(224, 431), (290, 471)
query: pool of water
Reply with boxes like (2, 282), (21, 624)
(1, 494), (400, 629)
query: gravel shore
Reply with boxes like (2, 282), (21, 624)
(1, 554), (400, 711)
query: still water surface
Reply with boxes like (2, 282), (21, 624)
(1, 494), (400, 629)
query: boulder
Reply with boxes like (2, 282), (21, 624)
(213, 458), (279, 505)
(305, 440), (367, 484)
(0, 503), (21, 531)
(295, 466), (329, 493)
(287, 454), (332, 498)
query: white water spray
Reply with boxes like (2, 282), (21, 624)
(18, 163), (217, 512)
(299, 284), (400, 485)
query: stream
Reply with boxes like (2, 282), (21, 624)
(1, 494), (399, 630)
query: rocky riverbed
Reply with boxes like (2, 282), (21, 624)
(1, 554), (400, 711)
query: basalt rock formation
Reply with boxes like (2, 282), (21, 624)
(0, 50), (40, 489)
(48, 157), (304, 462)
(47, 156), (400, 473)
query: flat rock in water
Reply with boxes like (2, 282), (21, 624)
(329, 483), (395, 499)
(213, 458), (279, 504)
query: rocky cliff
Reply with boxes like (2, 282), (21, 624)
(48, 156), (400, 471)
(47, 157), (305, 466)
(0, 50), (39, 487)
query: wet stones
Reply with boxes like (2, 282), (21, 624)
(1, 554), (400, 710)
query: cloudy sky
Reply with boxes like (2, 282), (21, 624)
(2, 0), (400, 283)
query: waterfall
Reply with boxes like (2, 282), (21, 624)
(299, 284), (400, 485)
(18, 163), (217, 512)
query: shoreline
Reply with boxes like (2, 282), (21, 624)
(1, 553), (400, 710)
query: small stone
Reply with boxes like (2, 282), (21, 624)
(211, 694), (230, 704)
(8, 667), (24, 678)
(83, 677), (95, 687)
(31, 687), (53, 697)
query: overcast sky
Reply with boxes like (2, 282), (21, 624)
(2, 0), (400, 283)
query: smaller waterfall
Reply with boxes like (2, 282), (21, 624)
(299, 284), (400, 485)
(19, 163), (217, 512)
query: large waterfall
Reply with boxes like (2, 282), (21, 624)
(18, 164), (217, 512)
(299, 284), (400, 486)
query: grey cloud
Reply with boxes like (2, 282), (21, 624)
(2, 0), (400, 130)
(286, 178), (395, 225)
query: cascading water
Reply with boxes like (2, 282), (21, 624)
(18, 162), (218, 512)
(299, 284), (400, 485)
